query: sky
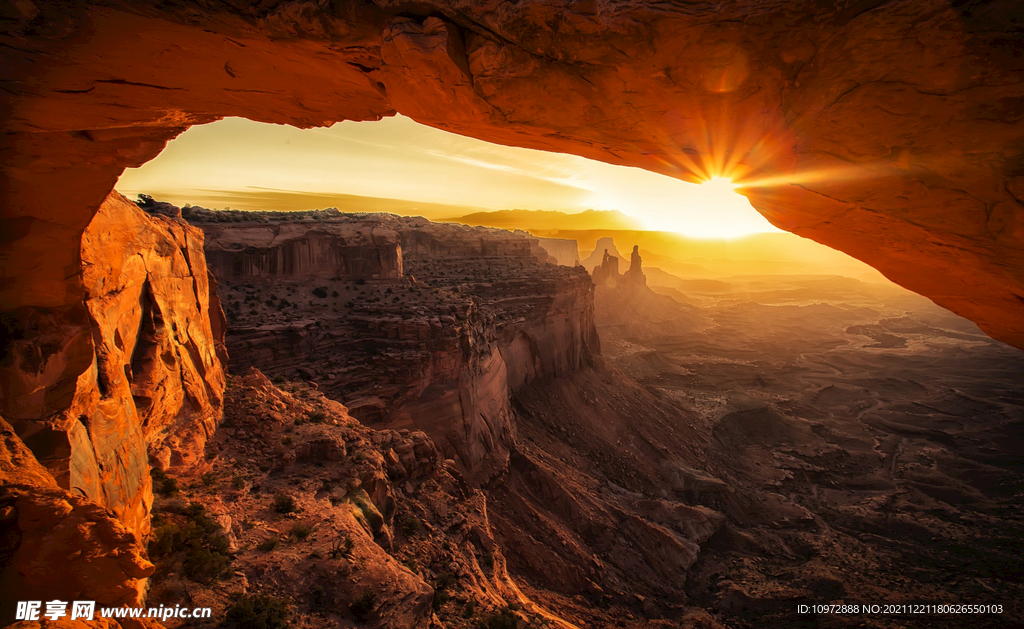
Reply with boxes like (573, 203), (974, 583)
(116, 115), (784, 239)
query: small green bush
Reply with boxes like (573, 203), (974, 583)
(222, 594), (291, 629)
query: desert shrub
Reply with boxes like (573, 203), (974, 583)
(463, 600), (476, 618)
(402, 557), (418, 573)
(397, 518), (417, 536)
(231, 475), (245, 490)
(332, 290), (339, 298)
(273, 493), (297, 514)
(151, 467), (178, 496)
(349, 591), (377, 622)
(201, 471), (217, 486)
(290, 523), (313, 540)
(148, 502), (231, 583)
(355, 278), (366, 285)
(307, 409), (327, 423)
(432, 570), (457, 611)
(282, 436), (293, 446)
(309, 584), (328, 610)
(183, 547), (229, 584)
(478, 607), (519, 629)
(148, 522), (181, 557)
(312, 286), (328, 298)
(272, 374), (286, 384)
(329, 535), (354, 559)
(257, 538), (279, 552)
(222, 594), (291, 629)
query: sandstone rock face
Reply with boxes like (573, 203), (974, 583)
(4, 0), (1021, 347)
(202, 219), (403, 281)
(188, 210), (598, 485)
(1, 192), (225, 535)
(535, 237), (582, 267)
(0, 418), (156, 627)
(624, 246), (646, 287)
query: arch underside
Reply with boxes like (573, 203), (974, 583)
(1, 0), (1022, 349)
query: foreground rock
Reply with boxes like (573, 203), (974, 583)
(0, 418), (158, 628)
(1, 192), (225, 537)
(146, 369), (597, 629)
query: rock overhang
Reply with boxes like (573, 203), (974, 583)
(0, 0), (1022, 347)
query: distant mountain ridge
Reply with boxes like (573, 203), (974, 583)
(447, 208), (641, 231)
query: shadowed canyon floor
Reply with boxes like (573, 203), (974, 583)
(597, 263), (1024, 628)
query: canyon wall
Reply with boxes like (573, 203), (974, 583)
(203, 220), (403, 281)
(0, 192), (225, 536)
(194, 211), (598, 485)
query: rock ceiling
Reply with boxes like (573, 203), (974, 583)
(1, 0), (1022, 347)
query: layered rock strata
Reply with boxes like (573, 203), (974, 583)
(1, 192), (225, 536)
(189, 209), (598, 486)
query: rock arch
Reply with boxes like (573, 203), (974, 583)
(2, 0), (1022, 352)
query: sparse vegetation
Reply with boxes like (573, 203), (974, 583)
(147, 502), (231, 584)
(312, 286), (328, 298)
(401, 516), (421, 536)
(257, 538), (279, 552)
(349, 591), (377, 622)
(329, 535), (354, 559)
(273, 493), (298, 514)
(290, 523), (313, 540)
(222, 594), (291, 629)
(151, 467), (178, 496)
(478, 607), (520, 629)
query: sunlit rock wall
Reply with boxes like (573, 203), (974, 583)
(0, 192), (225, 535)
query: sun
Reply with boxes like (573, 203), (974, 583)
(700, 176), (740, 192)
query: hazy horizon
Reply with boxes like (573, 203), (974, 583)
(116, 115), (784, 239)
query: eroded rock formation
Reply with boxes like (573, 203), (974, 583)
(581, 238), (623, 274)
(188, 209), (598, 485)
(2, 0), (1023, 350)
(1, 192), (225, 536)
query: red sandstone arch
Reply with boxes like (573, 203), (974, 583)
(2, 0), (1022, 351)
